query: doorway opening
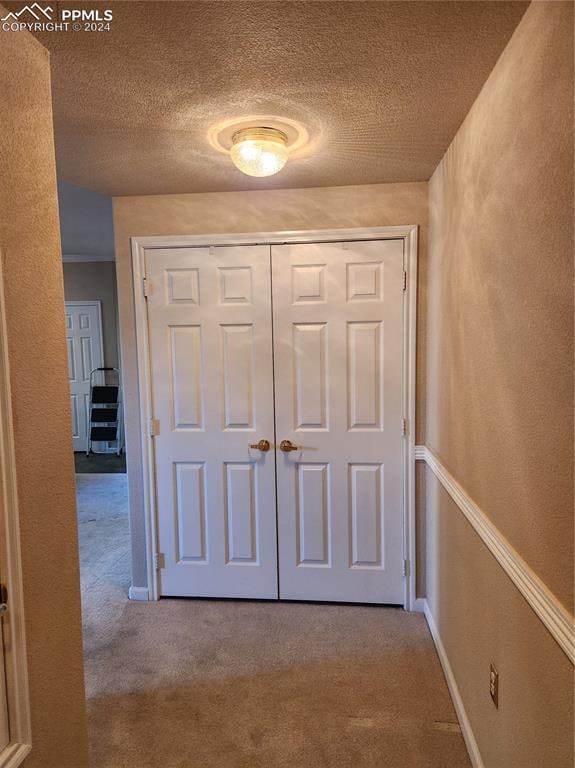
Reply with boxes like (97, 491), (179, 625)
(58, 182), (133, 749)
(62, 259), (130, 595)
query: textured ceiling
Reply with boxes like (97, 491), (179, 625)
(26, 1), (528, 196)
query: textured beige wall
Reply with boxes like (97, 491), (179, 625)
(425, 470), (574, 768)
(113, 182), (427, 586)
(415, 461), (427, 598)
(63, 261), (120, 368)
(427, 0), (573, 611)
(0, 22), (89, 768)
(425, 2), (574, 766)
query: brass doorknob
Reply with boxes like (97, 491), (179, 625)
(279, 439), (300, 452)
(249, 439), (271, 452)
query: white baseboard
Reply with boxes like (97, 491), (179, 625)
(412, 597), (426, 613)
(422, 600), (484, 768)
(128, 586), (149, 601)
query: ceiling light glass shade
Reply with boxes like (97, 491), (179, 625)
(230, 127), (289, 177)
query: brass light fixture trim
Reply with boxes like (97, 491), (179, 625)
(207, 115), (311, 161)
(231, 126), (288, 146)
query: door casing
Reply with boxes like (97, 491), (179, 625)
(131, 226), (418, 609)
(0, 255), (32, 768)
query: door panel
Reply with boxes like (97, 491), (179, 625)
(272, 240), (404, 604)
(296, 463), (330, 565)
(146, 246), (277, 598)
(65, 303), (104, 452)
(293, 323), (327, 429)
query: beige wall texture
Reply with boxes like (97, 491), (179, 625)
(0, 21), (89, 768)
(427, 0), (573, 611)
(425, 1), (573, 766)
(63, 261), (120, 368)
(425, 471), (574, 768)
(113, 182), (428, 586)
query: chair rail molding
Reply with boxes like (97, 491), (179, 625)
(415, 445), (575, 665)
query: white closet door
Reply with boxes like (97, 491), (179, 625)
(65, 302), (104, 452)
(272, 240), (405, 604)
(146, 246), (278, 598)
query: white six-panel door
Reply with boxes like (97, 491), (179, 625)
(146, 246), (278, 598)
(65, 302), (104, 452)
(144, 239), (405, 603)
(272, 240), (404, 603)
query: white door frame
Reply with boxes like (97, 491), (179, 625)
(65, 300), (104, 452)
(131, 226), (418, 609)
(0, 259), (32, 767)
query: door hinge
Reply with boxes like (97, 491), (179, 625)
(150, 418), (160, 437)
(403, 559), (409, 577)
(154, 552), (165, 571)
(143, 277), (149, 298)
(402, 270), (407, 291)
(0, 583), (7, 616)
(402, 417), (407, 436)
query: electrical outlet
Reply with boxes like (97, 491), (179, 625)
(490, 664), (499, 708)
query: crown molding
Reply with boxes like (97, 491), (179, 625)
(62, 253), (115, 262)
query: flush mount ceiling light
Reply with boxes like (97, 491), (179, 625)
(208, 116), (313, 179)
(230, 127), (289, 177)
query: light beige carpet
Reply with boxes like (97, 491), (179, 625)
(77, 473), (471, 768)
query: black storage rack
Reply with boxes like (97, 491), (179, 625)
(86, 367), (124, 456)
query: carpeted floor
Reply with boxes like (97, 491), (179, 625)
(75, 452), (126, 473)
(76, 473), (471, 768)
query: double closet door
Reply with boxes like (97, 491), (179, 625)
(145, 239), (405, 604)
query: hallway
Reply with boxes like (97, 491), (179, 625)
(0, 1), (572, 765)
(77, 474), (470, 768)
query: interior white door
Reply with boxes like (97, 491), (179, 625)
(65, 302), (104, 452)
(272, 240), (405, 603)
(146, 246), (278, 598)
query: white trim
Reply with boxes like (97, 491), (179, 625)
(65, 299), (103, 311)
(0, 745), (31, 768)
(416, 445), (575, 664)
(411, 597), (426, 613)
(62, 253), (115, 262)
(403, 226), (418, 610)
(422, 600), (484, 768)
(132, 244), (159, 601)
(414, 445), (426, 462)
(132, 226), (417, 250)
(0, 257), (32, 766)
(128, 586), (149, 602)
(131, 226), (419, 607)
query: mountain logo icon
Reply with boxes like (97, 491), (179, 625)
(1, 3), (53, 21)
